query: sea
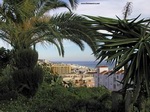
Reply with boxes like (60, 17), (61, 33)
(52, 61), (114, 69)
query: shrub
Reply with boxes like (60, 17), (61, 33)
(0, 47), (11, 69)
(12, 66), (43, 98)
(13, 49), (38, 69)
(11, 49), (43, 98)
(0, 95), (30, 112)
(0, 84), (112, 112)
(0, 66), (17, 101)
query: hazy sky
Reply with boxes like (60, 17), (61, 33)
(0, 0), (150, 61)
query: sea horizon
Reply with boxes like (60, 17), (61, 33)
(51, 60), (114, 69)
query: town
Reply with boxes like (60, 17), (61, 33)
(38, 59), (124, 91)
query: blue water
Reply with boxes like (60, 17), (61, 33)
(52, 61), (114, 69)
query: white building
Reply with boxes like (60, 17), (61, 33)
(94, 66), (124, 91)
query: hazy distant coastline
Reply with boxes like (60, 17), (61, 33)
(51, 61), (114, 69)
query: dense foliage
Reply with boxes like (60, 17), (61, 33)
(11, 49), (43, 98)
(0, 84), (112, 112)
(12, 49), (38, 69)
(0, 47), (11, 69)
(0, 47), (17, 101)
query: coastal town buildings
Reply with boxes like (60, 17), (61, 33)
(38, 59), (96, 87)
(94, 66), (124, 91)
(51, 63), (72, 74)
(62, 74), (95, 87)
(38, 59), (124, 90)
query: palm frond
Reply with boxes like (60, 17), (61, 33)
(89, 15), (150, 102)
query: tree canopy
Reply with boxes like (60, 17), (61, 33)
(0, 0), (98, 56)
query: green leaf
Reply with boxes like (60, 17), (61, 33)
(136, 42), (143, 70)
(100, 47), (125, 51)
(106, 50), (126, 61)
(98, 38), (139, 43)
(144, 42), (150, 58)
(104, 40), (137, 47)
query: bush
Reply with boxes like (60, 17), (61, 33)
(0, 95), (31, 112)
(0, 66), (17, 101)
(11, 49), (43, 98)
(0, 47), (11, 69)
(0, 83), (112, 112)
(12, 66), (43, 98)
(13, 49), (38, 69)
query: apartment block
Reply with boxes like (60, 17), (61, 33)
(94, 66), (124, 91)
(51, 64), (72, 74)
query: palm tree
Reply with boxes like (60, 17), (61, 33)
(0, 0), (98, 55)
(87, 15), (150, 111)
(0, 0), (99, 97)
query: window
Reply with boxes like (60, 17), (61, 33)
(117, 75), (119, 79)
(75, 80), (78, 83)
(83, 80), (86, 83)
(117, 83), (120, 86)
(114, 84), (116, 89)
